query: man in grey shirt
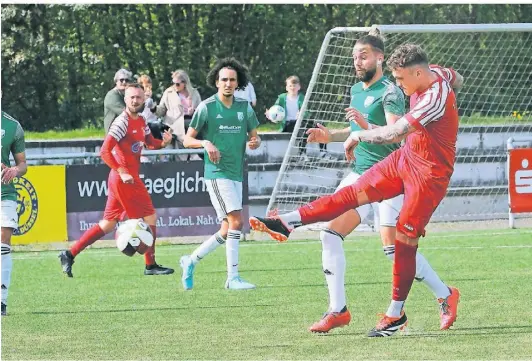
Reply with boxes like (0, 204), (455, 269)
(103, 68), (132, 132)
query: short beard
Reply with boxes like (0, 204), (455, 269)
(127, 105), (142, 115)
(358, 66), (377, 83)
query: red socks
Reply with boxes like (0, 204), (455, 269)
(144, 225), (157, 266)
(70, 225), (106, 257)
(392, 240), (418, 301)
(299, 184), (382, 224)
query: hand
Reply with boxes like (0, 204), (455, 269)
(345, 107), (369, 129)
(161, 129), (173, 147)
(1, 164), (18, 184)
(343, 135), (359, 162)
(117, 168), (134, 184)
(202, 140), (221, 164)
(306, 123), (331, 144)
(264, 108), (272, 121)
(247, 136), (261, 150)
(144, 97), (154, 109)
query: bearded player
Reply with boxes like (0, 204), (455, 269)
(59, 83), (174, 277)
(251, 43), (462, 337)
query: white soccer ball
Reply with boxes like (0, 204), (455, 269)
(115, 219), (154, 257)
(268, 105), (286, 123)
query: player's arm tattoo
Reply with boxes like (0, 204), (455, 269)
(357, 118), (414, 144)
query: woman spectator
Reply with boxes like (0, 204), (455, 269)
(155, 70), (201, 161)
(171, 70), (202, 133)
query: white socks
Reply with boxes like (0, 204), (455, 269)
(191, 232), (225, 264)
(279, 211), (302, 230)
(383, 245), (451, 299)
(387, 300), (405, 317)
(320, 229), (346, 313)
(2, 244), (12, 305)
(189, 230), (242, 280)
(226, 230), (241, 279)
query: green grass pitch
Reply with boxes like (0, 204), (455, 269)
(2, 229), (531, 360)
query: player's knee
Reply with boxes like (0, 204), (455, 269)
(1, 228), (13, 245)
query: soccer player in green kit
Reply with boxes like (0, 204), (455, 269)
(179, 58), (261, 290)
(1, 111), (28, 316)
(302, 31), (463, 333)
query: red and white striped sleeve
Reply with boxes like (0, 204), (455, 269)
(108, 112), (129, 142)
(429, 64), (457, 85)
(404, 79), (451, 129)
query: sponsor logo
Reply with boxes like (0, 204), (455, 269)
(216, 114), (223, 119)
(218, 125), (242, 134)
(364, 96), (375, 107)
(13, 177), (38, 236)
(323, 269), (333, 276)
(403, 223), (414, 232)
(131, 141), (144, 153)
(237, 112), (244, 121)
(515, 158), (532, 194)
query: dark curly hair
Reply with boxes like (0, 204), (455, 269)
(387, 43), (429, 70)
(206, 57), (250, 90)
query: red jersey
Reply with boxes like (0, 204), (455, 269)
(403, 69), (459, 179)
(100, 111), (162, 176)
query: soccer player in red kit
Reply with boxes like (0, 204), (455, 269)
(250, 44), (461, 337)
(59, 83), (174, 277)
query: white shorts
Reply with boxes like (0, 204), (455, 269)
(1, 200), (19, 230)
(205, 178), (243, 220)
(336, 171), (403, 227)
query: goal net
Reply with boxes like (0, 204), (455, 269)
(267, 23), (532, 228)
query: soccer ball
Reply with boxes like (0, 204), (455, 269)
(268, 105), (286, 123)
(115, 219), (154, 257)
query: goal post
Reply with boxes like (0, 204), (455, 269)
(267, 23), (532, 226)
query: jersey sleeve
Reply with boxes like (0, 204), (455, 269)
(189, 102), (208, 132)
(107, 114), (129, 142)
(246, 103), (259, 131)
(382, 84), (406, 116)
(11, 122), (26, 155)
(404, 80), (451, 129)
(429, 64), (457, 85)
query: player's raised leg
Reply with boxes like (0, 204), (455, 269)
(59, 219), (117, 278)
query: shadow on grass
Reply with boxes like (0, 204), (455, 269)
(29, 303), (276, 315)
(320, 324), (532, 338)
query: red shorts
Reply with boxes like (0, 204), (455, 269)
(356, 150), (450, 238)
(103, 171), (155, 221)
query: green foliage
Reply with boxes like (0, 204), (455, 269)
(1, 4), (532, 131)
(2, 230), (532, 359)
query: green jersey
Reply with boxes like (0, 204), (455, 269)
(190, 94), (259, 181)
(1, 112), (26, 202)
(349, 76), (405, 174)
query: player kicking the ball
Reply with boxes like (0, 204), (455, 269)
(179, 58), (261, 290)
(251, 43), (461, 337)
(59, 83), (174, 277)
(293, 31), (462, 334)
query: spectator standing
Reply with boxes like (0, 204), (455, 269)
(137, 74), (159, 123)
(104, 68), (132, 132)
(267, 76), (330, 160)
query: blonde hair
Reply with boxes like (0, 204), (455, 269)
(286, 75), (300, 85)
(138, 74), (152, 92)
(171, 69), (194, 95)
